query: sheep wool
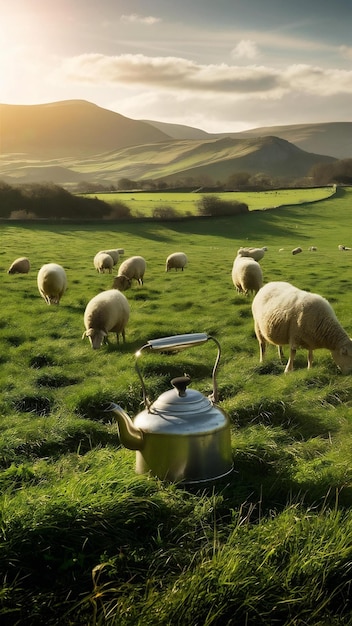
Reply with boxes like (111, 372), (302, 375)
(232, 255), (263, 295)
(252, 281), (352, 374)
(98, 249), (120, 265)
(82, 289), (130, 350)
(166, 252), (188, 272)
(112, 256), (146, 291)
(8, 257), (30, 274)
(237, 246), (267, 261)
(37, 263), (67, 305)
(94, 252), (114, 273)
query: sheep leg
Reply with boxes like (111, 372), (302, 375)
(259, 339), (266, 362)
(278, 346), (284, 362)
(307, 349), (314, 368)
(284, 347), (296, 373)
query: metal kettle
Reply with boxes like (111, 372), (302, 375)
(109, 333), (233, 484)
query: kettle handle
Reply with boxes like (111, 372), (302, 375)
(135, 333), (221, 408)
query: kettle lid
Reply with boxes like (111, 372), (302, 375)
(153, 375), (210, 414)
(134, 376), (228, 434)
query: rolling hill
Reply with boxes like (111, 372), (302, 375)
(0, 100), (169, 158)
(145, 120), (352, 160)
(0, 100), (348, 186)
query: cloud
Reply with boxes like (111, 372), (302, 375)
(120, 14), (161, 25)
(339, 45), (352, 60)
(60, 53), (352, 99)
(231, 40), (259, 60)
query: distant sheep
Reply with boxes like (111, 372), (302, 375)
(237, 246), (267, 262)
(308, 246), (317, 251)
(338, 245), (351, 251)
(37, 263), (67, 305)
(82, 289), (130, 350)
(292, 247), (302, 255)
(166, 252), (188, 272)
(94, 252), (114, 274)
(252, 281), (352, 374)
(99, 249), (120, 265)
(112, 256), (146, 291)
(7, 257), (30, 274)
(232, 255), (263, 296)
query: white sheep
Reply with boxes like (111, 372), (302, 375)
(82, 289), (130, 350)
(292, 247), (302, 255)
(237, 246), (267, 261)
(8, 257), (30, 274)
(94, 252), (114, 274)
(37, 263), (67, 305)
(232, 255), (263, 295)
(252, 281), (352, 374)
(99, 249), (120, 265)
(338, 245), (351, 251)
(308, 246), (317, 251)
(112, 256), (146, 291)
(166, 252), (188, 272)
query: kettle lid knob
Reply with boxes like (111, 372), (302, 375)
(171, 375), (191, 397)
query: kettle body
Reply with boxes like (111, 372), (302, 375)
(110, 333), (233, 484)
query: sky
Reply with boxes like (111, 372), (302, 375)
(1, 0), (352, 133)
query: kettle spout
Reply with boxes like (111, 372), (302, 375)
(109, 403), (144, 450)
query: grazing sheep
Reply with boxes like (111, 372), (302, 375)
(82, 289), (130, 350)
(7, 257), (30, 274)
(37, 263), (67, 305)
(252, 281), (352, 374)
(99, 249), (119, 265)
(94, 252), (114, 274)
(308, 246), (317, 251)
(232, 255), (263, 295)
(166, 252), (188, 272)
(292, 247), (302, 255)
(237, 246), (267, 262)
(338, 245), (351, 251)
(112, 256), (146, 291)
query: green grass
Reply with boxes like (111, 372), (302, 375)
(1, 187), (352, 624)
(82, 186), (335, 217)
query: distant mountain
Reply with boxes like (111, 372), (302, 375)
(0, 135), (336, 186)
(142, 119), (212, 140)
(228, 122), (352, 160)
(145, 120), (352, 160)
(0, 100), (170, 158)
(0, 100), (347, 186)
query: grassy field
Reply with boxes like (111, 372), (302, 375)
(1, 187), (352, 624)
(82, 186), (335, 217)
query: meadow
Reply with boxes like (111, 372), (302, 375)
(1, 187), (352, 624)
(83, 186), (335, 217)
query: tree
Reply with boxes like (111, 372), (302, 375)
(117, 178), (139, 190)
(225, 171), (251, 190)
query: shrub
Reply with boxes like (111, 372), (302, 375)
(152, 205), (178, 220)
(197, 194), (248, 216)
(106, 201), (132, 219)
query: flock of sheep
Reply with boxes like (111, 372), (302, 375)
(231, 246), (352, 374)
(7, 243), (352, 374)
(7, 250), (188, 351)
